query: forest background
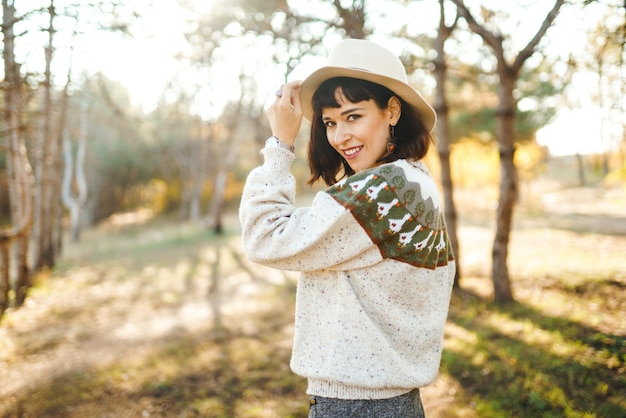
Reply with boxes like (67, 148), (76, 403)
(0, 0), (625, 417)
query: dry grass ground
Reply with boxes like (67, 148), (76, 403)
(0, 185), (624, 417)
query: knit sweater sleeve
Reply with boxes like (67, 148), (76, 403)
(239, 146), (383, 272)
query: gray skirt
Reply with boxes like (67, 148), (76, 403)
(308, 389), (425, 418)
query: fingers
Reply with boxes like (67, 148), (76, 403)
(271, 80), (302, 116)
(290, 82), (302, 111)
(274, 80), (301, 106)
(268, 80), (303, 145)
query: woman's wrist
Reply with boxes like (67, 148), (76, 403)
(266, 135), (295, 153)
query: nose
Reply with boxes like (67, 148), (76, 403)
(332, 122), (350, 146)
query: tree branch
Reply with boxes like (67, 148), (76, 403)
(451, 0), (505, 62)
(512, 0), (565, 70)
(439, 0), (460, 39)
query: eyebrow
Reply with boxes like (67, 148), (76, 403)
(322, 107), (366, 120)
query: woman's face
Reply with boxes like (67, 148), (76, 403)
(322, 89), (400, 173)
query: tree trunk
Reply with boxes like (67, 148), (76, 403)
(575, 153), (586, 186)
(178, 185), (191, 221)
(33, 1), (58, 270)
(207, 168), (229, 234)
(492, 70), (518, 304)
(433, 0), (461, 287)
(14, 234), (31, 306)
(189, 185), (202, 221)
(0, 241), (10, 317)
(52, 0), (78, 263)
(175, 141), (208, 223)
(62, 137), (86, 242)
(206, 114), (243, 234)
(50, 130), (64, 262)
(1, 0), (34, 314)
(61, 102), (89, 242)
(189, 133), (208, 222)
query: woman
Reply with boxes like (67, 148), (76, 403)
(239, 39), (455, 417)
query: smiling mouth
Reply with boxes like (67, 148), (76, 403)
(343, 146), (363, 158)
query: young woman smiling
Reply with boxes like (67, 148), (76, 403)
(239, 39), (455, 418)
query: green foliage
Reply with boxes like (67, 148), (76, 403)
(448, 59), (563, 144)
(451, 107), (497, 142)
(515, 64), (563, 140)
(89, 134), (162, 222)
(59, 76), (166, 223)
(450, 105), (556, 144)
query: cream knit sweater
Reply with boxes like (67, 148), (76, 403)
(239, 146), (456, 400)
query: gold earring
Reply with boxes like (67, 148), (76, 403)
(386, 125), (396, 153)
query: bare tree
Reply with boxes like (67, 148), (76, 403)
(32, 0), (61, 271)
(205, 126), (236, 233)
(432, 0), (461, 286)
(174, 127), (212, 222)
(205, 76), (250, 234)
(1, 0), (34, 316)
(593, 14), (624, 174)
(61, 102), (88, 242)
(452, 0), (565, 303)
(583, 0), (626, 170)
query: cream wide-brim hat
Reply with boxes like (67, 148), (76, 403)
(300, 39), (437, 132)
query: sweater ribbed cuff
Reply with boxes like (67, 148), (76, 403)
(261, 146), (296, 174)
(307, 378), (412, 400)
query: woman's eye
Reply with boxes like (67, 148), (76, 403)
(347, 114), (360, 121)
(324, 121), (335, 128)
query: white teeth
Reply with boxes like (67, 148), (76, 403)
(344, 146), (362, 156)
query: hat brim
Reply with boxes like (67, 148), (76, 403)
(299, 66), (436, 132)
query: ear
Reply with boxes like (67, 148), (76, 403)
(387, 96), (401, 125)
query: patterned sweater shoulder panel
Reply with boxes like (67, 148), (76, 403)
(325, 160), (454, 269)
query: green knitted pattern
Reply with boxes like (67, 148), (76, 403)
(326, 163), (454, 269)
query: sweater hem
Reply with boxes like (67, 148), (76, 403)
(306, 379), (413, 400)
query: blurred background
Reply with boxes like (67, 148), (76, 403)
(0, 0), (625, 417)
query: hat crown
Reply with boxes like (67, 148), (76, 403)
(327, 39), (408, 84)
(299, 38), (436, 132)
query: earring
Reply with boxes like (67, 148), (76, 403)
(386, 125), (396, 153)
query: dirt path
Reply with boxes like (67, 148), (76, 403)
(0, 228), (303, 416)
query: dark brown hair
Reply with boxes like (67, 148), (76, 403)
(307, 77), (432, 186)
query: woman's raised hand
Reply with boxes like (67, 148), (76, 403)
(267, 80), (303, 148)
